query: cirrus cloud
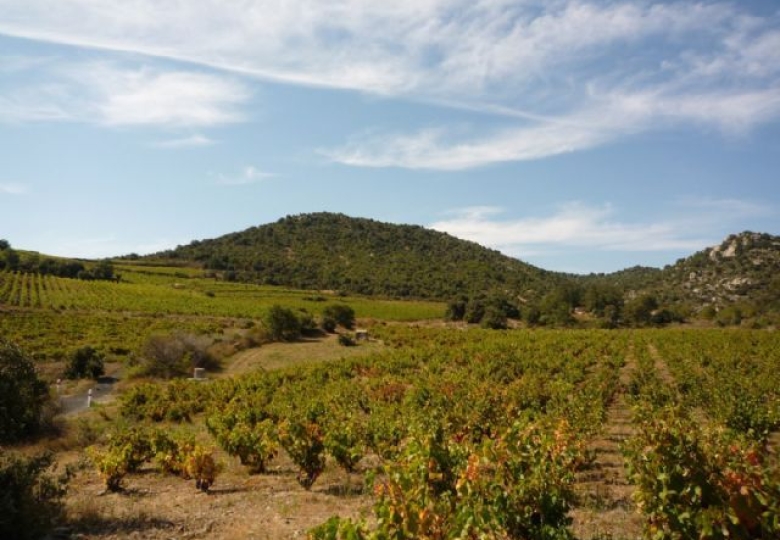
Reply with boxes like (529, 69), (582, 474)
(1, 1), (779, 168)
(430, 198), (772, 261)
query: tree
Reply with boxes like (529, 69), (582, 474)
(624, 294), (658, 326)
(1, 249), (20, 271)
(322, 304), (356, 330)
(263, 305), (302, 341)
(444, 298), (467, 321)
(539, 288), (574, 326)
(0, 450), (69, 540)
(63, 346), (105, 380)
(582, 284), (624, 317)
(0, 341), (50, 443)
(0, 239), (9, 250)
(464, 300), (486, 324)
(480, 306), (508, 329)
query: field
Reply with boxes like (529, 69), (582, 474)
(1, 271), (779, 540)
(0, 266), (443, 362)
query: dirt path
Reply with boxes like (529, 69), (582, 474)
(646, 343), (676, 390)
(59, 376), (119, 415)
(570, 346), (642, 540)
(223, 333), (383, 376)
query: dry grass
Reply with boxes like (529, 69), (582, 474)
(63, 449), (373, 540)
(223, 333), (383, 375)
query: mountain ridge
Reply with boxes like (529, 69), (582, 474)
(146, 212), (565, 300)
(139, 213), (778, 319)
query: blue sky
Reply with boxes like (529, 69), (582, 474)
(1, 0), (779, 274)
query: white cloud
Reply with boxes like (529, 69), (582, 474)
(428, 200), (768, 260)
(154, 134), (216, 148)
(323, 117), (612, 170)
(89, 68), (249, 127)
(215, 166), (276, 186)
(0, 61), (250, 127)
(1, 1), (779, 165)
(0, 182), (29, 195)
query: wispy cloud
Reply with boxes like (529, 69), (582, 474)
(154, 134), (216, 148)
(86, 67), (250, 127)
(1, 1), (779, 166)
(215, 166), (276, 186)
(0, 60), (251, 127)
(323, 115), (614, 170)
(429, 199), (771, 260)
(0, 182), (29, 195)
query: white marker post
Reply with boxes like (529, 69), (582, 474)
(87, 388), (93, 408)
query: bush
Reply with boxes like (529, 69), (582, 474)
(278, 418), (326, 489)
(322, 304), (356, 330)
(321, 315), (337, 333)
(263, 305), (302, 342)
(137, 333), (218, 379)
(480, 306), (508, 329)
(625, 408), (780, 539)
(444, 298), (467, 321)
(338, 334), (356, 347)
(207, 407), (278, 474)
(0, 450), (69, 540)
(63, 346), (105, 380)
(0, 341), (50, 443)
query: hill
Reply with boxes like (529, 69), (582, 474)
(145, 212), (563, 300)
(656, 232), (780, 316)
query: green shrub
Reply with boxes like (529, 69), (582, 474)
(338, 334), (356, 347)
(322, 304), (356, 330)
(0, 450), (69, 540)
(0, 340), (50, 443)
(137, 332), (217, 379)
(263, 305), (302, 341)
(63, 346), (105, 380)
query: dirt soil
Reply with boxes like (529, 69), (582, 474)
(62, 451), (373, 540)
(569, 346), (643, 540)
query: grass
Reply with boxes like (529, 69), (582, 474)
(222, 332), (384, 375)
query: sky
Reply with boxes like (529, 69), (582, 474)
(1, 0), (779, 274)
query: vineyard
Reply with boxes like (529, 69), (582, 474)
(0, 268), (442, 360)
(1, 265), (779, 539)
(61, 326), (780, 539)
(0, 268), (443, 320)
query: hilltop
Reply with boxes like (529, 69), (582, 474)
(4, 214), (779, 325)
(657, 232), (780, 316)
(133, 215), (780, 324)
(145, 212), (563, 300)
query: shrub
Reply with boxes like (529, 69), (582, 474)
(322, 304), (356, 330)
(278, 419), (326, 489)
(338, 334), (356, 347)
(625, 408), (780, 539)
(0, 340), (50, 443)
(310, 420), (580, 539)
(207, 408), (278, 474)
(263, 305), (302, 342)
(137, 333), (218, 379)
(183, 445), (220, 492)
(0, 450), (69, 540)
(480, 306), (508, 329)
(63, 346), (105, 380)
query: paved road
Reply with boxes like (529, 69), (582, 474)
(58, 376), (118, 415)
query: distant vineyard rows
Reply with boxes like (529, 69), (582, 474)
(0, 270), (443, 320)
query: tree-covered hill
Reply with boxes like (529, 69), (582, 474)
(656, 232), (780, 316)
(144, 212), (563, 300)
